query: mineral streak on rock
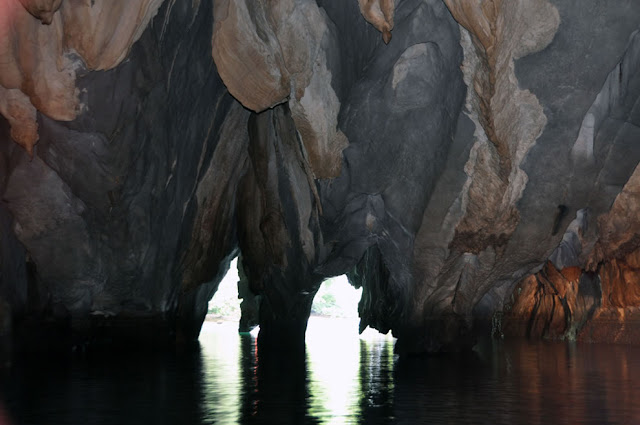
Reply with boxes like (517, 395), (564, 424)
(393, 0), (560, 352)
(503, 263), (589, 340)
(443, 0), (559, 253)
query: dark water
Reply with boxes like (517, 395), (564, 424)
(2, 317), (640, 425)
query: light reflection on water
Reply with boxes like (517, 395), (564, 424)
(2, 318), (640, 424)
(305, 318), (393, 424)
(199, 317), (394, 424)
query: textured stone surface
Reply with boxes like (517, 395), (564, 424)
(502, 251), (640, 345)
(319, 0), (467, 353)
(237, 104), (324, 349)
(0, 0), (164, 154)
(447, 0), (559, 254)
(501, 164), (640, 344)
(487, 1), (640, 345)
(211, 0), (346, 178)
(1, 0), (244, 350)
(358, 0), (394, 43)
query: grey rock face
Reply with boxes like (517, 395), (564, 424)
(1, 0), (244, 349)
(515, 0), (640, 256)
(317, 0), (466, 351)
(473, 0), (640, 341)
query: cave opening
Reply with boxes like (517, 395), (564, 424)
(207, 257), (242, 323)
(205, 258), (367, 335)
(311, 275), (362, 320)
(202, 255), (395, 347)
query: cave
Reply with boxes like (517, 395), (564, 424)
(2, 0), (640, 423)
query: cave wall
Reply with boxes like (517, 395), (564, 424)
(0, 0), (245, 350)
(1, 0), (640, 353)
(479, 1), (640, 344)
(218, 0), (640, 352)
(500, 163), (640, 344)
(318, 0), (467, 352)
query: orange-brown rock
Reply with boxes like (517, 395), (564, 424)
(598, 254), (640, 309)
(503, 250), (640, 344)
(0, 0), (163, 152)
(588, 164), (640, 269)
(503, 262), (582, 340)
(578, 253), (640, 344)
(357, 0), (394, 43)
(0, 87), (38, 155)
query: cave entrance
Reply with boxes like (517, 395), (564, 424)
(308, 276), (390, 341)
(206, 261), (364, 332)
(207, 257), (242, 323)
(306, 275), (369, 349)
(310, 275), (361, 319)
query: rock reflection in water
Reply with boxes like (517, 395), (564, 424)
(2, 320), (640, 424)
(394, 339), (640, 425)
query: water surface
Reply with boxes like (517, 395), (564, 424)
(2, 317), (640, 424)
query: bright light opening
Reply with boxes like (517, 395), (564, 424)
(207, 262), (389, 339)
(207, 257), (241, 321)
(311, 275), (362, 319)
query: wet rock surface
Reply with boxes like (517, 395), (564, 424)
(0, 0), (640, 354)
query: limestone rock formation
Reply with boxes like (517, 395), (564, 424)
(0, 0), (640, 354)
(318, 0), (466, 353)
(211, 0), (346, 178)
(358, 0), (394, 43)
(501, 165), (640, 344)
(0, 0), (163, 154)
(489, 9), (640, 345)
(444, 0), (559, 255)
(1, 0), (243, 350)
(17, 0), (61, 24)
